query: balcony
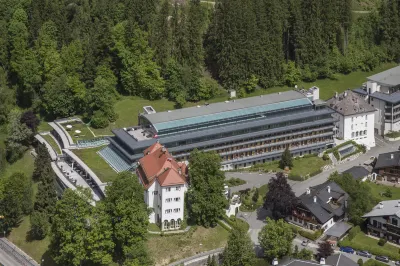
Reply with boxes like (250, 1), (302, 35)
(387, 224), (400, 235)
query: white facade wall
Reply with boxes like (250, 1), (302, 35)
(160, 183), (186, 230)
(334, 112), (375, 148)
(321, 218), (335, 232)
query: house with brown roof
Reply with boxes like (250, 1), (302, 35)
(136, 142), (188, 230)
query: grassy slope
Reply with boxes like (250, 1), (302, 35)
(147, 225), (229, 266)
(91, 62), (397, 136)
(367, 182), (400, 200)
(41, 134), (62, 154)
(0, 151), (35, 179)
(72, 147), (118, 183)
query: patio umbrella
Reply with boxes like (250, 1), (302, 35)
(75, 130), (81, 134)
(66, 125), (72, 129)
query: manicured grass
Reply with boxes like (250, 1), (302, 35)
(147, 225), (229, 266)
(37, 121), (53, 133)
(367, 182), (400, 200)
(340, 232), (400, 260)
(61, 121), (95, 141)
(248, 156), (328, 179)
(256, 258), (270, 266)
(41, 134), (62, 154)
(90, 63), (397, 136)
(385, 131), (400, 138)
(72, 147), (118, 183)
(7, 216), (57, 265)
(0, 151), (35, 179)
(148, 223), (161, 232)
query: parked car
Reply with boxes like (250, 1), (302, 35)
(301, 240), (309, 246)
(356, 250), (372, 258)
(395, 261), (400, 265)
(375, 256), (389, 263)
(339, 246), (354, 254)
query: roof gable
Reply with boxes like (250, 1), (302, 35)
(326, 90), (375, 116)
(375, 151), (400, 169)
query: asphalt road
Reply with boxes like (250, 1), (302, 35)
(0, 247), (24, 266)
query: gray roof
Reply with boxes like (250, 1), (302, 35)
(353, 88), (368, 95)
(326, 254), (357, 266)
(142, 90), (308, 124)
(374, 151), (400, 169)
(342, 166), (370, 180)
(325, 222), (352, 238)
(326, 90), (376, 116)
(370, 91), (400, 104)
(298, 181), (348, 224)
(280, 254), (357, 266)
(362, 200), (400, 218)
(367, 65), (400, 86)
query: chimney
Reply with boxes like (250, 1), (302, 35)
(320, 258), (326, 265)
(272, 258), (278, 266)
(391, 154), (394, 159)
(344, 91), (348, 97)
(306, 188), (311, 195)
(397, 201), (400, 207)
(313, 196), (317, 203)
(379, 202), (384, 209)
(327, 186), (331, 193)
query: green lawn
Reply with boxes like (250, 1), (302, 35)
(248, 156), (328, 179)
(148, 223), (161, 232)
(41, 134), (62, 154)
(72, 147), (118, 183)
(7, 216), (57, 266)
(90, 63), (397, 136)
(147, 225), (229, 266)
(37, 121), (53, 133)
(60, 121), (95, 141)
(340, 232), (400, 260)
(0, 151), (35, 179)
(367, 182), (400, 200)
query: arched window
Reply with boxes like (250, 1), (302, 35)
(164, 220), (169, 230)
(170, 219), (175, 229)
(177, 219), (182, 228)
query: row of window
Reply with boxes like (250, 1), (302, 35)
(351, 115), (368, 122)
(166, 187), (181, 192)
(165, 197), (181, 203)
(351, 122), (367, 130)
(351, 130), (367, 138)
(165, 208), (181, 214)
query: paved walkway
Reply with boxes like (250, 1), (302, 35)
(225, 172), (295, 193)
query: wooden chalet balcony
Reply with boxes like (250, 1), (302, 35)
(292, 212), (319, 225)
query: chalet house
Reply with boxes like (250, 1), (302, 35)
(363, 200), (400, 244)
(288, 181), (349, 232)
(374, 151), (400, 182)
(341, 166), (371, 182)
(136, 142), (188, 231)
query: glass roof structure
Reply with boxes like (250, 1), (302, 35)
(153, 98), (311, 132)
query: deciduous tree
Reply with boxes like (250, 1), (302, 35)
(264, 172), (297, 219)
(279, 147), (293, 169)
(317, 241), (334, 259)
(187, 150), (227, 227)
(222, 226), (256, 266)
(258, 218), (294, 260)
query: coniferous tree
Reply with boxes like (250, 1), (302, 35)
(279, 147), (293, 169)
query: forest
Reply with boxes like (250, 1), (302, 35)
(0, 0), (400, 158)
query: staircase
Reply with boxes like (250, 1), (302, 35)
(98, 146), (133, 172)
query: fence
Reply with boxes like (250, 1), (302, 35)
(168, 248), (224, 266)
(0, 238), (40, 266)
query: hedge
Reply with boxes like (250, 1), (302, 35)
(222, 215), (250, 232)
(364, 260), (390, 266)
(289, 224), (323, 241)
(338, 239), (400, 261)
(324, 140), (366, 161)
(217, 220), (232, 232)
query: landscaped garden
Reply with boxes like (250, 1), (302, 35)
(325, 140), (366, 161)
(339, 231), (400, 260)
(61, 121), (95, 141)
(41, 134), (62, 154)
(246, 154), (329, 181)
(147, 225), (229, 266)
(72, 147), (119, 183)
(225, 177), (246, 187)
(385, 131), (400, 139)
(239, 184), (269, 212)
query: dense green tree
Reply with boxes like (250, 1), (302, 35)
(32, 143), (51, 181)
(264, 172), (297, 219)
(279, 147), (293, 169)
(34, 163), (57, 217)
(222, 226), (256, 266)
(5, 109), (32, 163)
(258, 218), (294, 260)
(105, 172), (151, 266)
(30, 211), (50, 239)
(187, 150), (227, 227)
(151, 0), (171, 71)
(0, 172), (33, 230)
(294, 248), (313, 260)
(50, 188), (92, 266)
(20, 110), (40, 133)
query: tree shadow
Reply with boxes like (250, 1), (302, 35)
(256, 207), (272, 222)
(40, 250), (58, 266)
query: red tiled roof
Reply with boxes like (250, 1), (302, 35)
(138, 144), (187, 189)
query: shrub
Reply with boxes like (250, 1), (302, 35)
(348, 226), (361, 241)
(225, 177), (246, 187)
(30, 211), (49, 240)
(357, 258), (363, 266)
(378, 238), (387, 246)
(298, 229), (323, 241)
(288, 173), (303, 181)
(217, 220), (231, 231)
(383, 188), (392, 198)
(322, 154), (330, 161)
(91, 110), (109, 128)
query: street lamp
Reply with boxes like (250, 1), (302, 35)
(41, 259), (44, 266)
